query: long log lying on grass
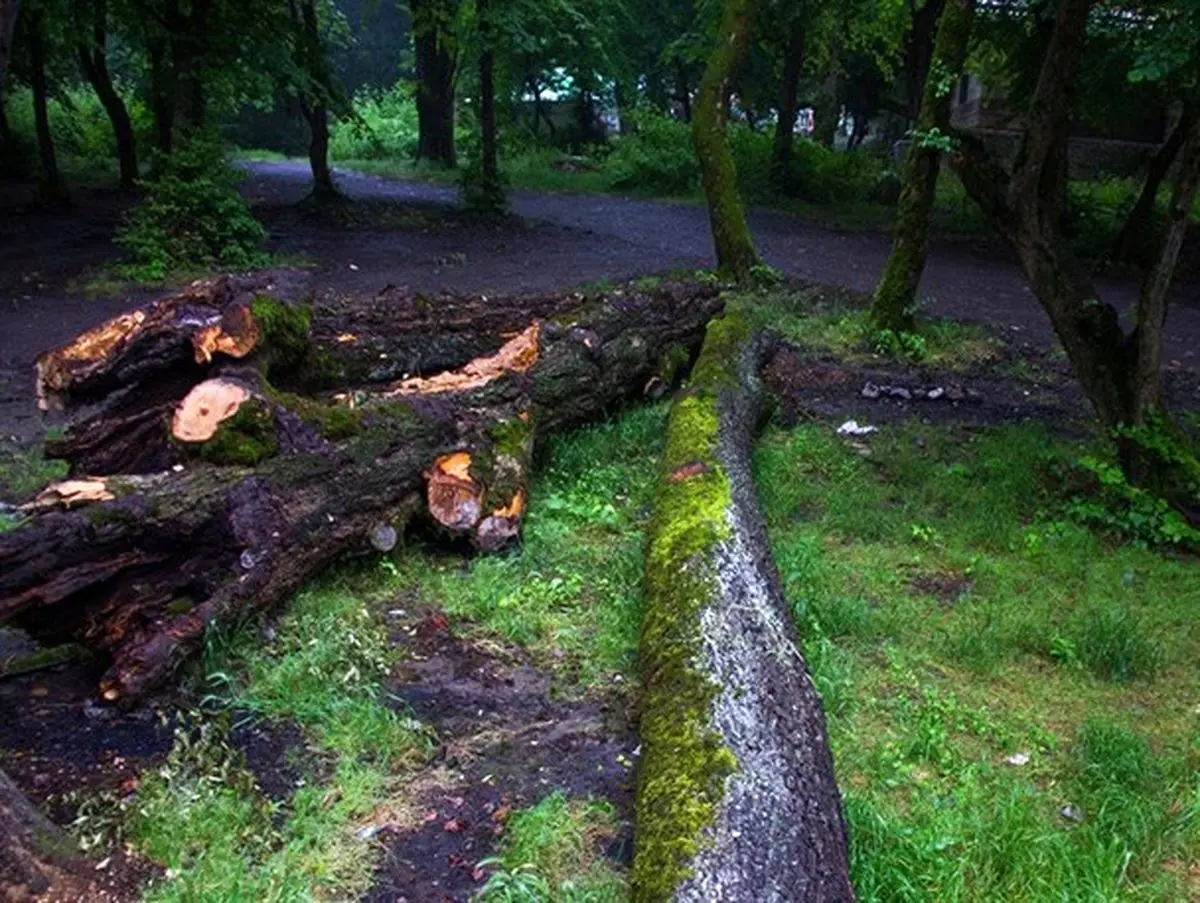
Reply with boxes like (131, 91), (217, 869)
(634, 314), (854, 902)
(1, 278), (722, 704)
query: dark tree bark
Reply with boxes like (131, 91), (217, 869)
(2, 277), (723, 704)
(0, 767), (114, 901)
(634, 313), (854, 902)
(949, 0), (1200, 509)
(291, 0), (337, 199)
(674, 60), (692, 122)
(168, 0), (210, 142)
(812, 71), (839, 148)
(1111, 102), (1198, 266)
(26, 8), (68, 207)
(75, 0), (138, 187)
(904, 0), (946, 120)
(871, 0), (975, 333)
(771, 20), (805, 190)
(693, 0), (760, 280)
(0, 0), (19, 145)
(147, 35), (174, 154)
(474, 0), (501, 210)
(411, 0), (457, 168)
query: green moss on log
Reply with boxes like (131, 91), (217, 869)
(634, 315), (753, 902)
(198, 402), (279, 466)
(249, 295), (342, 390)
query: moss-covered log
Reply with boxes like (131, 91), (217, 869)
(871, 0), (975, 333)
(634, 313), (853, 902)
(2, 279), (722, 705)
(692, 0), (760, 280)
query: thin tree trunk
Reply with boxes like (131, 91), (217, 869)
(411, 0), (457, 167)
(148, 36), (174, 154)
(693, 0), (760, 280)
(675, 60), (692, 122)
(27, 9), (68, 207)
(295, 0), (337, 199)
(871, 0), (975, 333)
(813, 71), (839, 148)
(904, 0), (945, 120)
(771, 20), (805, 190)
(1111, 103), (1197, 266)
(76, 0), (138, 187)
(477, 0), (499, 207)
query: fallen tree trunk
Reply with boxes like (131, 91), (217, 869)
(633, 313), (854, 902)
(2, 277), (722, 704)
(0, 767), (110, 902)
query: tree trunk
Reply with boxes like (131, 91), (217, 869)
(904, 0), (945, 120)
(771, 20), (805, 190)
(26, 9), (68, 208)
(634, 313), (854, 902)
(164, 0), (209, 145)
(411, 0), (457, 168)
(949, 0), (1200, 512)
(2, 277), (723, 704)
(295, 0), (337, 199)
(1111, 102), (1198, 267)
(812, 72), (839, 148)
(0, 0), (19, 146)
(693, 0), (760, 280)
(0, 767), (112, 901)
(475, 0), (501, 210)
(674, 61), (692, 122)
(148, 36), (174, 155)
(76, 0), (138, 188)
(871, 0), (975, 333)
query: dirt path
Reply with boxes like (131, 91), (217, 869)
(1, 160), (1197, 443)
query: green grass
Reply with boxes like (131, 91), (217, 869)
(388, 403), (669, 689)
(729, 284), (1004, 369)
(120, 573), (433, 902)
(477, 792), (627, 902)
(753, 419), (1200, 901)
(0, 442), (68, 506)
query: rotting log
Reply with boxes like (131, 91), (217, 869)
(0, 767), (109, 902)
(1, 278), (723, 705)
(633, 313), (854, 902)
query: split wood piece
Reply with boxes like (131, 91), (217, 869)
(633, 314), (854, 902)
(0, 767), (117, 902)
(1, 286), (723, 704)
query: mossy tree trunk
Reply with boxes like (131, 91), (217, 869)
(692, 0), (760, 281)
(950, 0), (1200, 514)
(2, 277), (723, 704)
(76, 0), (138, 188)
(634, 314), (854, 903)
(292, 0), (337, 200)
(871, 0), (975, 333)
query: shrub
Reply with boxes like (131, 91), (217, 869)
(602, 111), (698, 195)
(786, 140), (884, 204)
(329, 84), (421, 160)
(117, 135), (268, 282)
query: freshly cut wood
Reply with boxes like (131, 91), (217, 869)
(634, 314), (854, 902)
(1, 279), (722, 704)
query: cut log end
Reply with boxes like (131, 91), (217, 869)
(172, 380), (251, 443)
(191, 303), (261, 364)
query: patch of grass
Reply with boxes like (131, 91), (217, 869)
(391, 403), (669, 688)
(477, 792), (627, 902)
(0, 442), (68, 502)
(755, 416), (1200, 901)
(731, 285), (1003, 370)
(122, 573), (433, 901)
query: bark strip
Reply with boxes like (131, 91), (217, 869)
(634, 314), (853, 902)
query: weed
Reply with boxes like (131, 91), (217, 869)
(477, 792), (626, 902)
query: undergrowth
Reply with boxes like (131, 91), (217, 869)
(754, 419), (1199, 900)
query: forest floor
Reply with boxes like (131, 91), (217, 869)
(1, 171), (1199, 901)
